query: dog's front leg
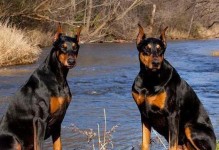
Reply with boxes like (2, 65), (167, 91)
(52, 125), (62, 150)
(168, 111), (179, 150)
(141, 116), (151, 150)
(33, 118), (46, 150)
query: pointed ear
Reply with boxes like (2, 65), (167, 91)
(54, 23), (63, 41)
(136, 23), (146, 45)
(75, 26), (82, 42)
(160, 26), (168, 47)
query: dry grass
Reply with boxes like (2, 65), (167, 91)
(168, 28), (189, 40)
(197, 24), (219, 39)
(25, 29), (53, 48)
(0, 22), (41, 67)
(71, 109), (119, 150)
(167, 24), (219, 40)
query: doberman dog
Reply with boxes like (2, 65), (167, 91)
(132, 24), (216, 150)
(0, 24), (82, 150)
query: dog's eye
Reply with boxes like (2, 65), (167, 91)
(157, 49), (164, 55)
(72, 46), (78, 50)
(60, 46), (67, 53)
(143, 48), (151, 56)
(72, 43), (78, 49)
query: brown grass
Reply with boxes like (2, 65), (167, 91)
(197, 24), (219, 39)
(71, 109), (119, 150)
(0, 22), (41, 67)
(25, 29), (53, 48)
(168, 28), (189, 40)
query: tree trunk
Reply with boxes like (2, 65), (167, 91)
(148, 4), (156, 36)
(86, 0), (93, 33)
(187, 3), (196, 38)
(83, 0), (87, 26)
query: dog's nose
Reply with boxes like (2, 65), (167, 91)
(152, 59), (160, 66)
(67, 58), (75, 65)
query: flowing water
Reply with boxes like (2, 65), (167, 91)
(0, 40), (219, 149)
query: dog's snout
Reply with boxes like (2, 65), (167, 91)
(67, 58), (75, 65)
(152, 52), (158, 57)
(152, 59), (160, 66)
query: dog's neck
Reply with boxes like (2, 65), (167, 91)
(44, 48), (69, 82)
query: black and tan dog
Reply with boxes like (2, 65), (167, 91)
(132, 24), (216, 150)
(0, 24), (81, 150)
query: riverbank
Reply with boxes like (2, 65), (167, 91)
(0, 22), (219, 67)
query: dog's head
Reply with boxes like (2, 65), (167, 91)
(53, 23), (82, 69)
(136, 24), (168, 72)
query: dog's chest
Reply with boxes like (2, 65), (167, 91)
(47, 95), (71, 126)
(133, 91), (167, 110)
(49, 96), (71, 114)
(145, 92), (167, 109)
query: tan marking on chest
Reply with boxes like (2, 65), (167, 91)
(50, 97), (67, 114)
(146, 91), (167, 109)
(132, 91), (145, 106)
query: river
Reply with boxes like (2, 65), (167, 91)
(0, 39), (218, 149)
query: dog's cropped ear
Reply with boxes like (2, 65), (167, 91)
(160, 26), (168, 47)
(54, 23), (63, 42)
(75, 26), (82, 42)
(136, 24), (146, 45)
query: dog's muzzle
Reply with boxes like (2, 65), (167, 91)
(67, 57), (76, 68)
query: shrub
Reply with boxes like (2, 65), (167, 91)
(25, 29), (53, 48)
(0, 22), (41, 67)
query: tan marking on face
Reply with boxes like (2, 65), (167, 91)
(72, 43), (77, 50)
(156, 44), (161, 49)
(50, 97), (66, 114)
(185, 127), (200, 150)
(57, 52), (68, 66)
(146, 91), (167, 109)
(63, 43), (67, 48)
(147, 44), (152, 49)
(139, 52), (151, 68)
(140, 51), (164, 69)
(132, 91), (145, 106)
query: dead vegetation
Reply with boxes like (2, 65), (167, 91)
(0, 0), (219, 66)
(0, 22), (41, 67)
(0, 0), (219, 43)
(70, 109), (119, 150)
